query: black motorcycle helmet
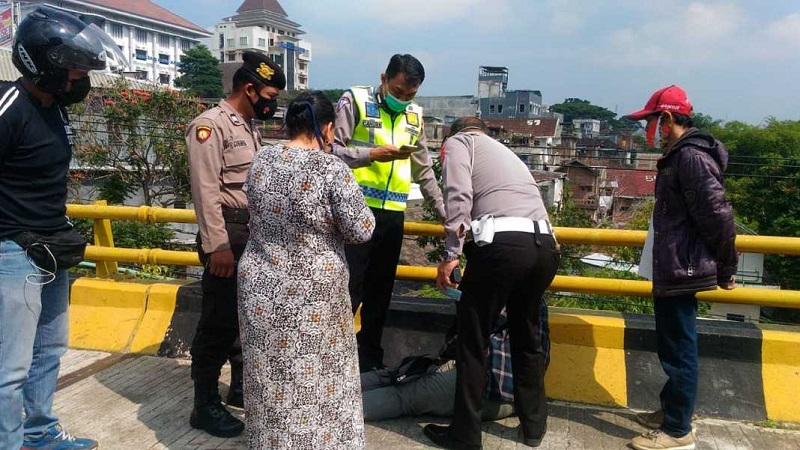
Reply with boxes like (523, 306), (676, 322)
(12, 5), (127, 101)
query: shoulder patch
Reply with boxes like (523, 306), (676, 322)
(196, 126), (212, 143)
(337, 96), (350, 112)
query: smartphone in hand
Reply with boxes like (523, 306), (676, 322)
(446, 267), (462, 301)
(399, 144), (418, 154)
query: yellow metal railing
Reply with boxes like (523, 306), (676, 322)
(67, 203), (800, 309)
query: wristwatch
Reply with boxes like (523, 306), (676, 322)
(443, 251), (460, 262)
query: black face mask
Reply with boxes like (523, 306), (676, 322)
(39, 74), (91, 106)
(249, 93), (278, 121)
(57, 76), (91, 106)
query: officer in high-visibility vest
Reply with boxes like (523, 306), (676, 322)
(332, 54), (446, 373)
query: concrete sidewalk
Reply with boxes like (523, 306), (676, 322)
(52, 350), (800, 450)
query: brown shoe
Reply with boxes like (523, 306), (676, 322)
(630, 430), (695, 450)
(636, 410), (664, 429)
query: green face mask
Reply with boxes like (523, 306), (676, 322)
(384, 92), (411, 112)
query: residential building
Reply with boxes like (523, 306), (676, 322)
(17, 1), (212, 87)
(572, 119), (601, 138)
(555, 160), (607, 221)
(531, 170), (566, 210)
(478, 66), (547, 119)
(210, 0), (311, 92)
(482, 117), (563, 170)
(415, 95), (477, 124)
(604, 168), (656, 225)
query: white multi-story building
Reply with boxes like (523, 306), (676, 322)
(208, 0), (311, 92)
(17, 1), (212, 87)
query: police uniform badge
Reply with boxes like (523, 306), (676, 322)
(196, 126), (212, 143)
(406, 111), (419, 127)
(230, 114), (241, 125)
(365, 102), (380, 119)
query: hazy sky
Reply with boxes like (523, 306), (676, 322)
(157, 0), (800, 124)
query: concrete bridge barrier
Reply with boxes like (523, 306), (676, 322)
(67, 277), (800, 424)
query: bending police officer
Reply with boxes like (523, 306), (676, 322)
(186, 52), (285, 438)
(332, 54), (445, 372)
(425, 118), (560, 449)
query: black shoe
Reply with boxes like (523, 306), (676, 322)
(423, 424), (482, 450)
(522, 423), (547, 448)
(190, 401), (245, 438)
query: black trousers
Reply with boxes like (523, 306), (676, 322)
(346, 207), (405, 371)
(450, 232), (560, 446)
(190, 222), (248, 385)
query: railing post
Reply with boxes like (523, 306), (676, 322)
(92, 200), (118, 278)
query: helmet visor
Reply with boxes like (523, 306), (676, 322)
(48, 23), (129, 71)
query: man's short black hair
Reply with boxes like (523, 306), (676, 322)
(232, 67), (265, 92)
(385, 54), (425, 87)
(670, 113), (694, 128)
(448, 117), (488, 137)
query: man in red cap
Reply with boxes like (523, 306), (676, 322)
(625, 86), (738, 450)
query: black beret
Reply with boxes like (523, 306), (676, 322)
(241, 51), (286, 90)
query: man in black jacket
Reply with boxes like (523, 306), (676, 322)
(626, 85), (738, 450)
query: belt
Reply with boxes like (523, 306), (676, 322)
(221, 207), (249, 224)
(493, 217), (553, 235)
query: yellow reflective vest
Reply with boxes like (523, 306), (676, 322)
(348, 86), (424, 212)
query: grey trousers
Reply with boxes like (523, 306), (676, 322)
(362, 364), (515, 421)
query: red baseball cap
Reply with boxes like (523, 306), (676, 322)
(626, 85), (693, 120)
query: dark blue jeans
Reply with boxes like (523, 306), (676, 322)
(654, 294), (698, 437)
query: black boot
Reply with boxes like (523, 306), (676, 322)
(190, 380), (245, 438)
(226, 360), (244, 409)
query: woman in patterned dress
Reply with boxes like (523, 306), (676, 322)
(237, 91), (375, 449)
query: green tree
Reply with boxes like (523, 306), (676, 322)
(714, 119), (800, 292)
(69, 78), (206, 206)
(175, 45), (224, 98)
(550, 98), (616, 124)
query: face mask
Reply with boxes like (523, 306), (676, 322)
(384, 92), (411, 113)
(645, 115), (671, 148)
(58, 76), (91, 106)
(249, 93), (278, 120)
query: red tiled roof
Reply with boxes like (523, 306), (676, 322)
(607, 169), (657, 197)
(238, 0), (287, 16)
(484, 118), (559, 137)
(83, 1), (208, 34)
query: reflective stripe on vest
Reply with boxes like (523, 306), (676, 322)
(348, 86), (423, 212)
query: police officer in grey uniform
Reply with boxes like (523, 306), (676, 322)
(186, 52), (285, 438)
(424, 118), (560, 449)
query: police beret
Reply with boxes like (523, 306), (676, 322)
(241, 51), (286, 90)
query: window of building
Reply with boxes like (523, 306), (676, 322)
(278, 29), (285, 35)
(135, 49), (147, 61)
(159, 73), (171, 85)
(159, 34), (170, 48)
(581, 185), (593, 192)
(158, 53), (169, 65)
(219, 34), (225, 48)
(498, 105), (503, 114)
(227, 38), (235, 47)
(110, 23), (123, 38)
(258, 38), (266, 47)
(240, 36), (248, 45)
(269, 38), (274, 46)
(220, 52), (224, 61)
(227, 52), (236, 62)
(490, 105), (495, 113)
(519, 104), (525, 113)
(299, 62), (306, 71)
(181, 40), (191, 51)
(136, 29), (148, 43)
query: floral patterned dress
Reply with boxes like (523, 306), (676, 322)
(237, 143), (374, 449)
